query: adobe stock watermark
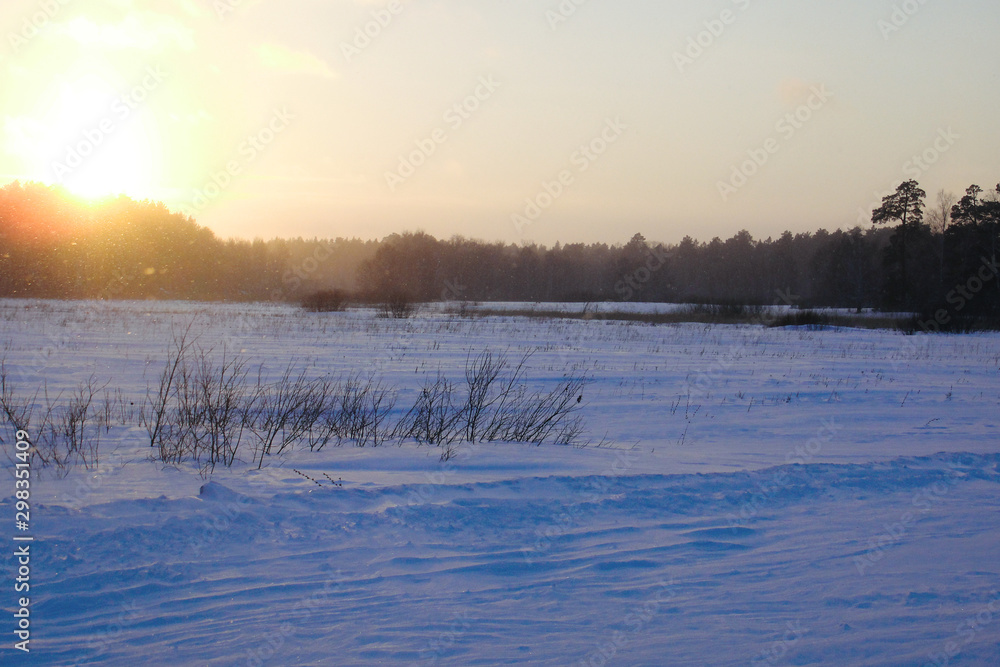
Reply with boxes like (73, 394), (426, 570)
(521, 448), (639, 565)
(440, 278), (467, 302)
(546, 0), (588, 31)
(187, 480), (267, 557)
(680, 286), (801, 400)
(78, 601), (141, 664)
(244, 569), (347, 667)
(751, 621), (809, 666)
(384, 75), (501, 192)
(900, 127), (960, 181)
(7, 0), (73, 54)
(916, 256), (999, 333)
(580, 579), (676, 667)
(878, 0), (933, 40)
(50, 66), (168, 186)
(674, 0), (755, 74)
(213, 0), (253, 20)
(400, 440), (476, 511)
(511, 117), (628, 234)
(726, 418), (842, 530)
(615, 246), (672, 301)
(340, 0), (406, 63)
(421, 612), (472, 665)
(58, 459), (121, 510)
(718, 85), (833, 203)
(922, 592), (1000, 667)
(179, 108), (294, 216)
(853, 461), (962, 576)
(856, 127), (959, 225)
(726, 419), (844, 529)
(280, 241), (336, 295)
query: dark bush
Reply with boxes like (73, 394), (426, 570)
(301, 289), (350, 312)
(768, 310), (831, 329)
(899, 310), (1000, 334)
(378, 291), (415, 319)
(679, 303), (766, 324)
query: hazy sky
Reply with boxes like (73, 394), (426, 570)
(2, 0), (998, 245)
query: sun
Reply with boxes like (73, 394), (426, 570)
(18, 73), (163, 201)
(58, 127), (158, 200)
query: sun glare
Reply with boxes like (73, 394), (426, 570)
(18, 72), (163, 201)
(58, 126), (158, 201)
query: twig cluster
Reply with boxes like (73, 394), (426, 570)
(1, 339), (587, 474)
(0, 362), (105, 477)
(394, 350), (586, 461)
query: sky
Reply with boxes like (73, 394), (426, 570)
(1, 0), (998, 246)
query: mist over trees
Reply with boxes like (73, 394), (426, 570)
(0, 181), (376, 301)
(356, 228), (889, 308)
(1, 180), (997, 325)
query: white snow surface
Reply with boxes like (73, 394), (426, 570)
(0, 299), (998, 666)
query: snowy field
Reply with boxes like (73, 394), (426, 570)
(1, 299), (999, 666)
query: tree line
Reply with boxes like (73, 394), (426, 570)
(0, 181), (377, 302)
(1, 180), (997, 327)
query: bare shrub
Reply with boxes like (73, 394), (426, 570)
(195, 349), (251, 471)
(53, 377), (103, 472)
(502, 377), (586, 445)
(0, 359), (35, 437)
(396, 373), (463, 446)
(679, 303), (766, 323)
(165, 360), (208, 464)
(69, 379), (100, 467)
(301, 289), (350, 313)
(319, 374), (395, 448)
(141, 332), (262, 472)
(141, 327), (195, 459)
(471, 351), (585, 446)
(244, 364), (321, 468)
(768, 310), (831, 329)
(461, 349), (506, 442)
(24, 388), (57, 471)
(99, 388), (137, 431)
(16, 378), (104, 477)
(481, 352), (533, 442)
(378, 290), (416, 319)
(392, 349), (587, 460)
(139, 333), (340, 470)
(3, 337), (589, 474)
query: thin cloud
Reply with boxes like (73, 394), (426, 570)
(777, 78), (830, 107)
(256, 42), (338, 79)
(55, 13), (195, 52)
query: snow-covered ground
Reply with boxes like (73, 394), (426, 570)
(1, 299), (999, 666)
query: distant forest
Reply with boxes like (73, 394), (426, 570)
(1, 180), (998, 323)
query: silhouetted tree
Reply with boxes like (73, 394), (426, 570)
(872, 180), (926, 309)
